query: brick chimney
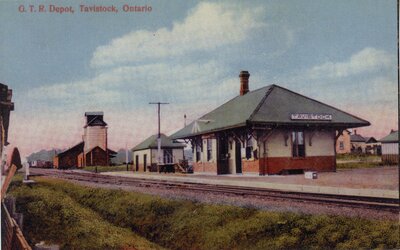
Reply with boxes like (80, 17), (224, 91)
(239, 71), (250, 96)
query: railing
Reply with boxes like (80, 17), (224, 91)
(1, 202), (31, 250)
(1, 148), (32, 250)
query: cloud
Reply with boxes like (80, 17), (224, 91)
(274, 46), (397, 139)
(25, 59), (237, 110)
(90, 2), (266, 67)
(306, 47), (394, 79)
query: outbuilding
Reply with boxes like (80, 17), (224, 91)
(336, 129), (351, 154)
(379, 130), (398, 164)
(171, 71), (370, 175)
(53, 112), (116, 169)
(132, 134), (185, 172)
(349, 131), (381, 154)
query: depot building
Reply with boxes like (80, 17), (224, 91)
(171, 71), (370, 175)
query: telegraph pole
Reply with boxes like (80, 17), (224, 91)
(125, 142), (129, 171)
(149, 102), (169, 165)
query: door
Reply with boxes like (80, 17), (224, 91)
(143, 154), (147, 172)
(135, 155), (139, 171)
(163, 149), (173, 163)
(235, 140), (242, 174)
(217, 135), (229, 174)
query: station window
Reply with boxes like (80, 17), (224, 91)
(246, 137), (253, 159)
(292, 131), (305, 157)
(339, 141), (344, 150)
(196, 143), (202, 162)
(207, 139), (212, 161)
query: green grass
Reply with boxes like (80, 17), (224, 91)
(336, 153), (380, 162)
(9, 176), (162, 250)
(336, 154), (386, 169)
(336, 161), (385, 169)
(83, 164), (131, 173)
(9, 177), (400, 250)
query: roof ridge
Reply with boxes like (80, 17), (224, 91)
(57, 141), (84, 156)
(198, 85), (273, 120)
(248, 85), (275, 122)
(272, 85), (371, 125)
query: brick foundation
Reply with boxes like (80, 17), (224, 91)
(263, 156), (336, 175)
(193, 162), (217, 173)
(194, 156), (335, 175)
(242, 160), (259, 173)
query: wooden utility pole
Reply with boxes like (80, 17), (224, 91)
(149, 102), (169, 165)
(125, 142), (129, 171)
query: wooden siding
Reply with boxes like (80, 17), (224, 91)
(133, 148), (185, 171)
(132, 149), (151, 172)
(382, 143), (398, 155)
(83, 126), (107, 153)
(77, 153), (84, 168)
(381, 143), (398, 164)
(1, 202), (31, 250)
(382, 154), (398, 164)
(57, 150), (81, 169)
(85, 147), (108, 166)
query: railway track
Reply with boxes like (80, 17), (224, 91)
(29, 168), (400, 213)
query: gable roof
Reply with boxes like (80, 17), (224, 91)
(57, 141), (84, 157)
(350, 134), (366, 142)
(85, 146), (117, 155)
(171, 84), (370, 139)
(85, 111), (107, 127)
(132, 134), (186, 151)
(365, 137), (378, 144)
(380, 131), (399, 143)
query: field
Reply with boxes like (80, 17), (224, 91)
(9, 176), (399, 250)
(336, 154), (381, 162)
(336, 154), (385, 169)
(336, 161), (385, 169)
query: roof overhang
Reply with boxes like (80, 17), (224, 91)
(249, 120), (370, 129)
(170, 120), (370, 140)
(170, 123), (247, 140)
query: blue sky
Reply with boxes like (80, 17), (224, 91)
(0, 0), (397, 157)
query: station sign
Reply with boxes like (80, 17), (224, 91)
(290, 113), (332, 121)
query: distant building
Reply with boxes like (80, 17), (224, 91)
(0, 84), (14, 154)
(350, 130), (380, 154)
(380, 130), (398, 164)
(350, 131), (367, 153)
(53, 112), (116, 169)
(364, 137), (380, 155)
(132, 134), (185, 172)
(0, 83), (14, 175)
(171, 71), (370, 175)
(336, 130), (351, 154)
(28, 160), (53, 168)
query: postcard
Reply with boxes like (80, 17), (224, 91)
(0, 1), (398, 249)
